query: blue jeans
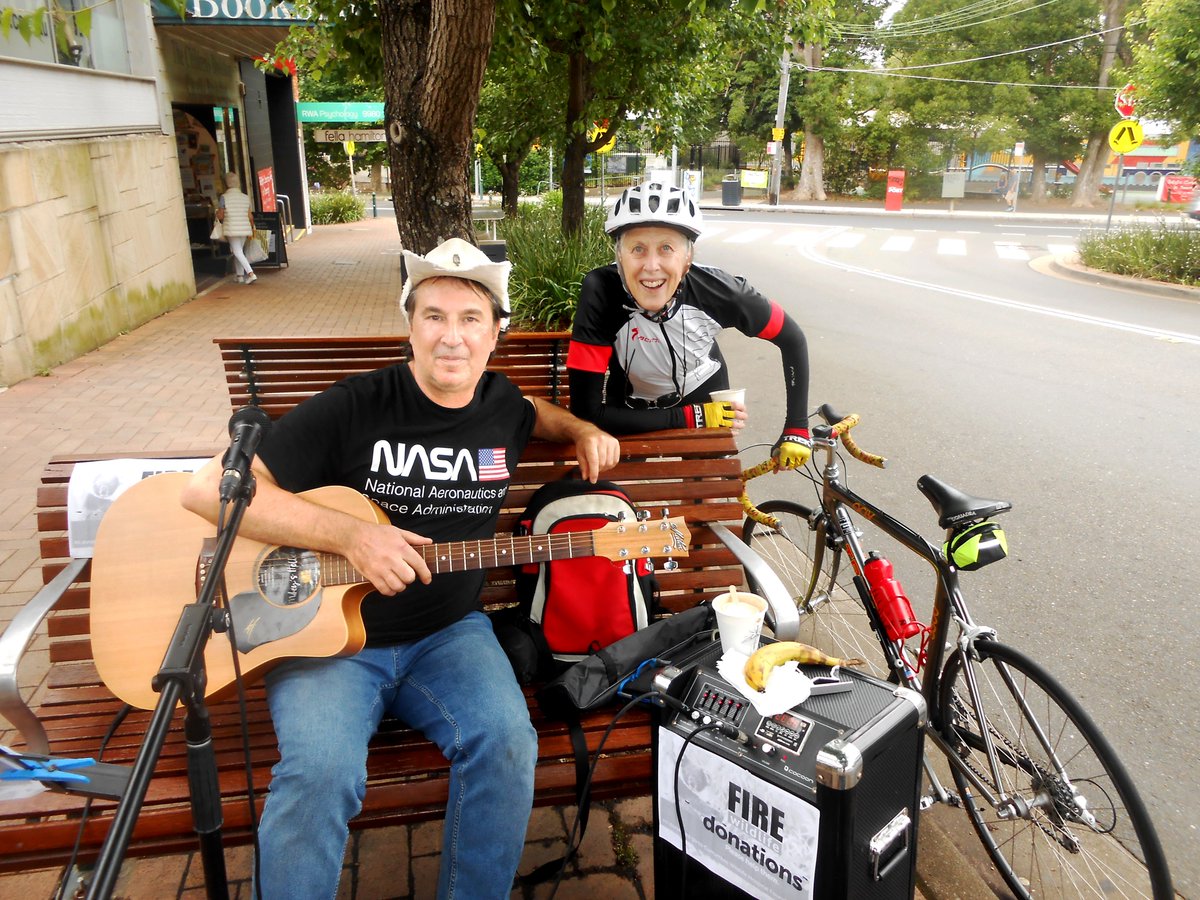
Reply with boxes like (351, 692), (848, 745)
(256, 611), (537, 899)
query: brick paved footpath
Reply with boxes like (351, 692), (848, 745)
(0, 216), (954, 898)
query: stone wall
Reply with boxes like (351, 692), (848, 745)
(0, 133), (196, 387)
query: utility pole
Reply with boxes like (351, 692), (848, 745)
(769, 40), (792, 206)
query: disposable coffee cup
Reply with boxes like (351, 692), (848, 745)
(708, 388), (746, 406)
(712, 586), (768, 656)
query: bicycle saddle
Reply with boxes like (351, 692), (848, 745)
(917, 474), (1012, 529)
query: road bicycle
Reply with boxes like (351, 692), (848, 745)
(738, 404), (1173, 899)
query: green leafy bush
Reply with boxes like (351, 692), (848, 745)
(504, 193), (613, 331)
(1078, 221), (1200, 287)
(311, 191), (365, 225)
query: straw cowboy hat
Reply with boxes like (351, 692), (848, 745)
(399, 238), (512, 319)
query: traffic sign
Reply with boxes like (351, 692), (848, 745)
(1108, 120), (1144, 154)
(772, 127), (785, 141)
(1114, 83), (1137, 119)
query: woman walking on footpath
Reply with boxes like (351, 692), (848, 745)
(218, 171), (257, 284)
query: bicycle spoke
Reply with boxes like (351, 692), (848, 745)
(940, 641), (1172, 899)
(742, 500), (892, 678)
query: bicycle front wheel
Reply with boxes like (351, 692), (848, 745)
(939, 640), (1172, 899)
(741, 499), (889, 677)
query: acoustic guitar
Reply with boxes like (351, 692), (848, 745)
(90, 473), (691, 709)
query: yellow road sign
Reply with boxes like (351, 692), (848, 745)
(1108, 120), (1144, 154)
(772, 127), (785, 141)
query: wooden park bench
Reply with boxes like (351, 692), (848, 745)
(0, 334), (796, 878)
(213, 332), (570, 420)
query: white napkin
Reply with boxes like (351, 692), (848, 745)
(716, 650), (813, 716)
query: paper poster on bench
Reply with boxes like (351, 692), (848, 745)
(67, 459), (210, 558)
(656, 727), (820, 900)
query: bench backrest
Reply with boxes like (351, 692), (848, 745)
(214, 332), (572, 419)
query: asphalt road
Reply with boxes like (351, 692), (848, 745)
(698, 209), (1200, 897)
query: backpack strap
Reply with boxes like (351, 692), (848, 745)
(517, 707), (592, 885)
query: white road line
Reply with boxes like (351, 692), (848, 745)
(1048, 243), (1076, 256)
(938, 238), (967, 256)
(698, 226), (727, 240)
(956, 230), (981, 234)
(995, 242), (1030, 261)
(881, 235), (914, 252)
(724, 228), (773, 244)
(825, 232), (866, 249)
(797, 241), (1200, 345)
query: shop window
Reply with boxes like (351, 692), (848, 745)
(0, 0), (130, 73)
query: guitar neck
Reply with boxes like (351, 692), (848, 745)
(319, 531), (600, 586)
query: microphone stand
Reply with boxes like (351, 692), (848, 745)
(87, 475), (257, 900)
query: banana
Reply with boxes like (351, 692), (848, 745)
(743, 641), (865, 692)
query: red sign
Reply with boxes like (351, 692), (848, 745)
(885, 169), (905, 211)
(1114, 83), (1137, 119)
(1157, 174), (1196, 204)
(257, 166), (277, 213)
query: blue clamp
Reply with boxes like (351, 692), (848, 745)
(1, 754), (95, 784)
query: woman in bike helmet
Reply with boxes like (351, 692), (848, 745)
(567, 180), (814, 468)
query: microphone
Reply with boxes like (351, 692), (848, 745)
(219, 406), (272, 502)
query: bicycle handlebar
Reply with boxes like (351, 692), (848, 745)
(739, 409), (887, 528)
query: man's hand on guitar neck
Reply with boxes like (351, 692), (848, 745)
(344, 519), (433, 596)
(181, 456), (433, 596)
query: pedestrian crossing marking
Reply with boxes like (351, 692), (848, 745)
(826, 232), (865, 249)
(938, 239), (967, 256)
(1048, 243), (1076, 256)
(994, 242), (1029, 261)
(881, 236), (914, 252)
(772, 231), (818, 247)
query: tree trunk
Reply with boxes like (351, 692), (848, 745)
(1029, 154), (1047, 202)
(497, 157), (524, 216)
(795, 43), (826, 202)
(379, 0), (496, 254)
(797, 129), (826, 201)
(1072, 0), (1128, 207)
(561, 48), (592, 237)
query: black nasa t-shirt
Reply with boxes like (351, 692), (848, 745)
(258, 363), (536, 645)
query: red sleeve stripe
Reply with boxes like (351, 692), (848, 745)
(757, 301), (786, 341)
(566, 340), (612, 373)
(782, 427), (811, 439)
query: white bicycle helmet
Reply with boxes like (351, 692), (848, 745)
(605, 181), (703, 239)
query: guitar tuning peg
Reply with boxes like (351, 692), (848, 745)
(616, 511), (627, 521)
(636, 509), (651, 521)
(661, 559), (679, 572)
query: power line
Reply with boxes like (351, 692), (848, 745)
(836, 0), (1067, 37)
(802, 20), (1137, 73)
(799, 66), (1118, 90)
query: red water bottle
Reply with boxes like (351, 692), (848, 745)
(864, 552), (922, 641)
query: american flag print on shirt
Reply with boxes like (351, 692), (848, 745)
(477, 447), (510, 481)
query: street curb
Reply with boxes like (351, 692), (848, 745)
(915, 804), (999, 899)
(1044, 253), (1200, 301)
(698, 200), (1153, 227)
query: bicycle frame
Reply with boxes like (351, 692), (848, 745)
(806, 437), (1043, 813)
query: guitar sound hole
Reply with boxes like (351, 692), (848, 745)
(257, 548), (321, 606)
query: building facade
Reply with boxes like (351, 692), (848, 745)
(0, 0), (306, 387)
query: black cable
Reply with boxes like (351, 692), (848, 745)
(54, 702), (132, 900)
(546, 691), (654, 898)
(672, 721), (726, 899)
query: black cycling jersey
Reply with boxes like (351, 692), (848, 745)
(567, 262), (810, 435)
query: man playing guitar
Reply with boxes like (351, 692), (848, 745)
(182, 238), (618, 899)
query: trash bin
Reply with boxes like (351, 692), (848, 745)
(722, 174), (742, 206)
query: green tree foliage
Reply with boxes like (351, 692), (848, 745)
(1134, 0), (1200, 140)
(879, 0), (1112, 199)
